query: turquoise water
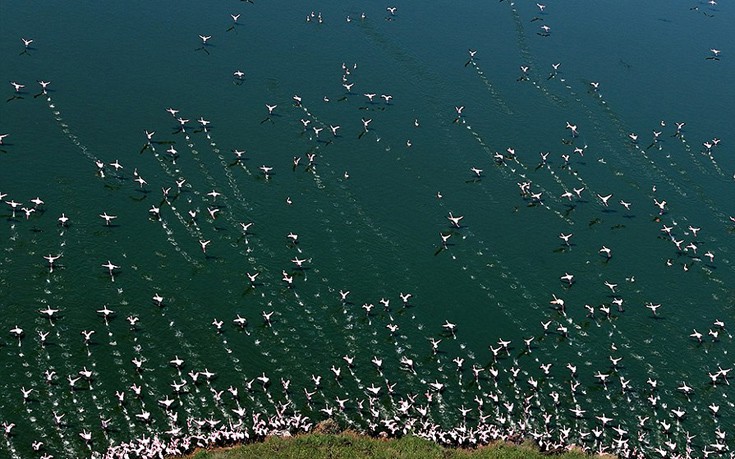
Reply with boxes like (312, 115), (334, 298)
(1, 0), (733, 457)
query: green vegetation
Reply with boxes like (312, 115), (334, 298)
(182, 432), (605, 459)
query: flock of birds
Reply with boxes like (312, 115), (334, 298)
(1, 1), (733, 459)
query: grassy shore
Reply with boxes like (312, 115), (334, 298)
(182, 432), (609, 459)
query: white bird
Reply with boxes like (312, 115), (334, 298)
(158, 396), (176, 410)
(43, 254), (61, 272)
(428, 380), (444, 392)
(594, 372), (611, 387)
(447, 212), (464, 227)
(654, 198), (667, 214)
(677, 382), (693, 395)
(646, 303), (661, 316)
(233, 314), (247, 328)
(291, 257), (308, 268)
(134, 176), (147, 188)
(99, 212), (117, 225)
(690, 329), (703, 343)
(79, 430), (92, 443)
(259, 165), (273, 177)
(9, 325), (23, 341)
(596, 414), (613, 425)
(262, 311), (274, 326)
(170, 356), (185, 368)
(102, 261), (119, 281)
(39, 307), (60, 322)
(550, 294), (565, 311)
(442, 320), (457, 334)
(97, 305), (115, 319)
(5, 200), (22, 218)
(598, 194), (613, 206)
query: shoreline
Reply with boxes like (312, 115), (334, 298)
(101, 413), (626, 459)
(170, 428), (615, 459)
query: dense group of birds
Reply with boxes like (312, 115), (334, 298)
(1, 1), (733, 459)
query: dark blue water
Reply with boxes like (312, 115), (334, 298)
(1, 1), (733, 457)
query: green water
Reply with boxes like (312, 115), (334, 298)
(0, 1), (733, 457)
